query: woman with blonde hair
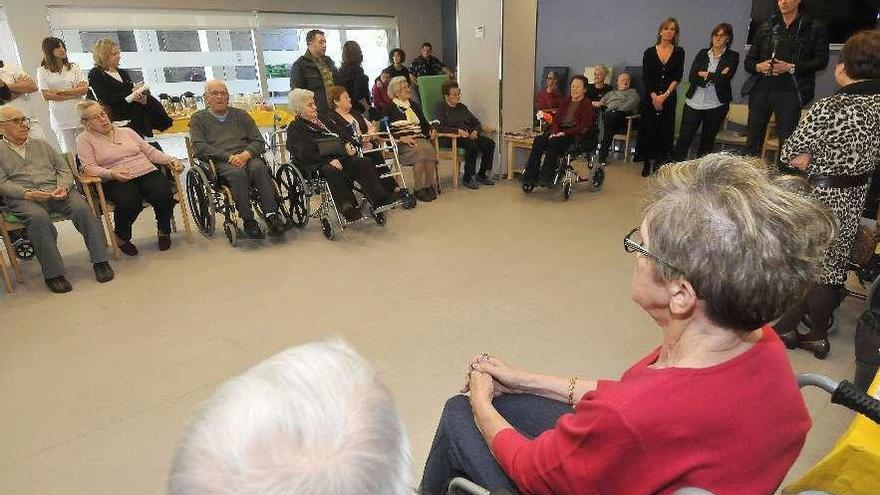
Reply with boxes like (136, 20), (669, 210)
(87, 38), (170, 138)
(37, 37), (89, 152)
(384, 76), (439, 202)
(635, 17), (685, 176)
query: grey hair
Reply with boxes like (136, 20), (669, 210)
(288, 88), (315, 115)
(386, 76), (409, 101)
(643, 153), (835, 331)
(76, 99), (101, 118)
(168, 338), (412, 495)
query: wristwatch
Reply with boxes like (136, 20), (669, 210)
(789, 66), (796, 75)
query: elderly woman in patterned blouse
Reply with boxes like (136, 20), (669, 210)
(774, 30), (880, 360)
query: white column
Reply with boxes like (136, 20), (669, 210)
(501, 0), (537, 176)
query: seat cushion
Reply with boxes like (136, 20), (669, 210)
(3, 210), (68, 226)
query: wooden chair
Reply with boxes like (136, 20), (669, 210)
(761, 108), (810, 162)
(78, 161), (194, 258)
(612, 114), (641, 162)
(0, 154), (93, 291)
(715, 103), (749, 150)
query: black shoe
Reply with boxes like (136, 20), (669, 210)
(462, 176), (480, 189)
(45, 275), (73, 293)
(427, 187), (438, 200)
(242, 219), (264, 239)
(157, 233), (172, 251)
(476, 174), (495, 186)
(93, 262), (114, 283)
(116, 237), (138, 257)
(641, 161), (651, 177)
(266, 212), (286, 236)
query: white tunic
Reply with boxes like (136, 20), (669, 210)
(0, 64), (37, 119)
(37, 63), (87, 130)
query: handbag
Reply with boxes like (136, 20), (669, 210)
(850, 224), (877, 267)
(314, 136), (347, 159)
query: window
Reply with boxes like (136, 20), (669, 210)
(0, 8), (22, 68)
(48, 7), (398, 104)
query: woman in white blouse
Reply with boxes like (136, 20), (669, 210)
(37, 37), (89, 152)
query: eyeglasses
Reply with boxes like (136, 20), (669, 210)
(713, 33), (729, 38)
(83, 111), (108, 121)
(207, 90), (229, 97)
(0, 116), (31, 127)
(623, 227), (705, 298)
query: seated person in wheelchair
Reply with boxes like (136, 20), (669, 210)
(286, 88), (394, 222)
(322, 85), (402, 200)
(594, 72), (641, 165)
(420, 155), (830, 494)
(434, 79), (496, 190)
(188, 80), (285, 238)
(521, 75), (596, 188)
(168, 339), (412, 495)
(76, 100), (183, 255)
(0, 106), (113, 293)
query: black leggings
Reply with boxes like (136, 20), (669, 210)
(672, 103), (729, 161)
(774, 284), (839, 340)
(321, 156), (391, 211)
(102, 169), (174, 240)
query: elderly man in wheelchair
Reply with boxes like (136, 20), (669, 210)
(285, 88), (396, 229)
(188, 80), (287, 240)
(421, 155), (844, 495)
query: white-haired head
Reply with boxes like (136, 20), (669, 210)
(288, 88), (315, 115)
(168, 338), (412, 495)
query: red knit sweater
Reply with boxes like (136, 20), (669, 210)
(492, 327), (810, 495)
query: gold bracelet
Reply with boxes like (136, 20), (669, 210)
(567, 376), (577, 408)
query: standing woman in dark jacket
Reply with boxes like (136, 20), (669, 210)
(336, 41), (371, 115)
(88, 39), (170, 139)
(743, 0), (829, 164)
(635, 18), (685, 177)
(673, 23), (739, 160)
(521, 75), (596, 188)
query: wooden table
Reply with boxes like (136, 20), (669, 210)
(157, 109), (294, 135)
(503, 133), (536, 179)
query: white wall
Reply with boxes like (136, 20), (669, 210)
(0, 0), (443, 147)
(501, 0), (537, 174)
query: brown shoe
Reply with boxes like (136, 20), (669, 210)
(157, 233), (171, 251)
(116, 235), (138, 256)
(414, 188), (434, 202)
(93, 261), (115, 283)
(45, 275), (73, 293)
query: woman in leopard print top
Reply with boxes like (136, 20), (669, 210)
(774, 30), (880, 359)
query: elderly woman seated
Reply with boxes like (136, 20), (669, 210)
(434, 80), (495, 190)
(286, 88), (393, 222)
(76, 100), (183, 254)
(323, 85), (401, 199)
(419, 154), (835, 494)
(384, 76), (439, 203)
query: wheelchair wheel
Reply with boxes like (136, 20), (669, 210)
(522, 182), (535, 193)
(186, 167), (216, 237)
(592, 167), (606, 190)
(373, 211), (386, 226)
(223, 222), (238, 247)
(562, 180), (572, 201)
(13, 239), (35, 260)
(276, 165), (310, 228)
(321, 216), (335, 240)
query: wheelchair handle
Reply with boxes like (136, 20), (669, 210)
(832, 380), (880, 424)
(798, 373), (880, 424)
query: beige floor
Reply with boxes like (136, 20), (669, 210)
(0, 158), (861, 494)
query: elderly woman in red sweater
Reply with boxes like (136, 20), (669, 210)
(420, 154), (834, 495)
(521, 75), (595, 188)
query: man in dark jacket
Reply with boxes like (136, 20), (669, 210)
(744, 0), (829, 165)
(290, 29), (338, 113)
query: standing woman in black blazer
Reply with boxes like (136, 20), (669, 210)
(635, 18), (685, 176)
(88, 39), (168, 139)
(673, 23), (740, 161)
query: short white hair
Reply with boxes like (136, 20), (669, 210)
(76, 99), (101, 118)
(386, 76), (409, 101)
(288, 88), (315, 115)
(168, 339), (412, 495)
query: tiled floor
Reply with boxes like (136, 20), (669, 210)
(0, 159), (861, 494)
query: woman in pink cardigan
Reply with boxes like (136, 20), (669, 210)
(76, 100), (183, 254)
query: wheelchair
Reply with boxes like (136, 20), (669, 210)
(444, 373), (880, 495)
(184, 139), (295, 247)
(275, 129), (416, 241)
(521, 128), (605, 200)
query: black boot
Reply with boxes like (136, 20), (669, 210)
(641, 160), (652, 177)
